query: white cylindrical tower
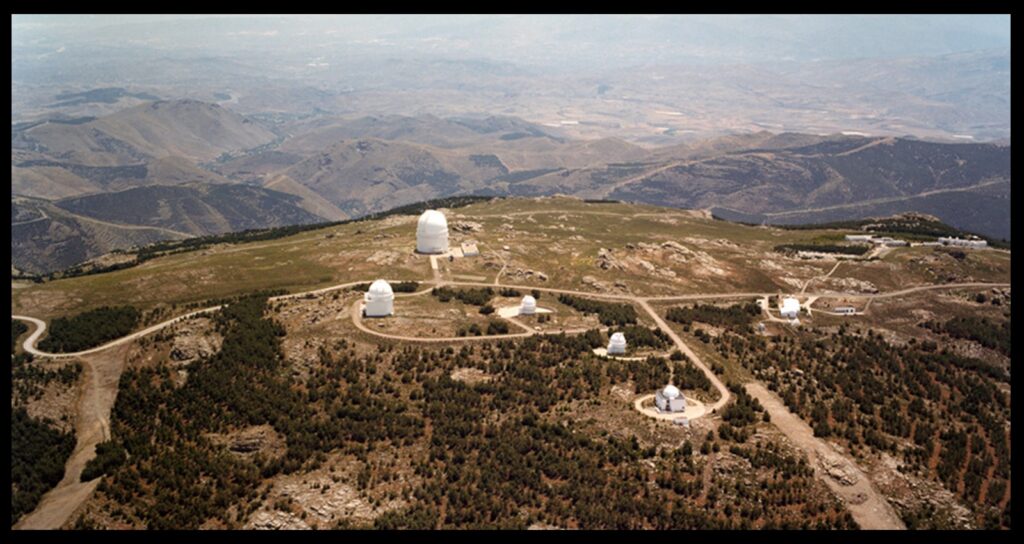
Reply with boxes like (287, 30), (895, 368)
(364, 279), (394, 317)
(608, 332), (627, 354)
(416, 209), (449, 254)
(520, 295), (537, 315)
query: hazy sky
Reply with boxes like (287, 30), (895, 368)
(13, 14), (1010, 69)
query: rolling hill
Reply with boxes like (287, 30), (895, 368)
(11, 184), (326, 274)
(11, 99), (275, 166)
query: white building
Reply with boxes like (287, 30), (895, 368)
(655, 384), (687, 413)
(520, 295), (537, 315)
(844, 234), (874, 242)
(834, 306), (856, 315)
(608, 332), (627, 354)
(416, 210), (449, 254)
(938, 236), (987, 249)
(780, 297), (800, 319)
(364, 279), (394, 317)
(871, 236), (908, 247)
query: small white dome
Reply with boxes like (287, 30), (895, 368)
(609, 332), (626, 344)
(521, 295), (536, 308)
(368, 279), (393, 296)
(662, 384), (680, 399)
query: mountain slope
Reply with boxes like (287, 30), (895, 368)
(503, 137), (1010, 239)
(12, 99), (275, 166)
(12, 184), (328, 274)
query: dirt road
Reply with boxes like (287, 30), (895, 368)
(14, 344), (131, 529)
(745, 382), (906, 530)
(636, 299), (731, 413)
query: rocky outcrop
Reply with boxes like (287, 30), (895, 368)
(169, 318), (222, 363)
(819, 455), (859, 486)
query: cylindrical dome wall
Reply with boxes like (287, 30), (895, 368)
(364, 279), (395, 317)
(520, 295), (537, 315)
(608, 332), (627, 354)
(416, 210), (449, 254)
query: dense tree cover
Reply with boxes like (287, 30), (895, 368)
(557, 295), (637, 326)
(665, 303), (761, 333)
(12, 319), (28, 354)
(605, 356), (672, 393)
(773, 244), (868, 256)
(498, 288), (522, 297)
(38, 306), (140, 353)
(85, 307), (853, 529)
(707, 326), (1011, 529)
(90, 295), (423, 528)
(922, 316), (1011, 359)
(432, 286), (494, 306)
(672, 360), (715, 398)
(485, 320), (509, 335)
(12, 359), (81, 405)
(350, 281), (420, 293)
(608, 325), (671, 350)
(80, 441), (127, 482)
(11, 408), (76, 525)
(373, 339), (852, 529)
(718, 385), (766, 443)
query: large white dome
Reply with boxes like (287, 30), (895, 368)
(662, 384), (680, 399)
(416, 210), (449, 254)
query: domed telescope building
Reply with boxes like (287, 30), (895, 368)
(607, 332), (627, 355)
(520, 295), (537, 315)
(779, 297), (800, 319)
(416, 210), (449, 254)
(655, 384), (687, 413)
(364, 279), (395, 317)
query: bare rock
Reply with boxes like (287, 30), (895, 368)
(169, 318), (222, 363)
(819, 456), (859, 486)
(451, 221), (483, 233)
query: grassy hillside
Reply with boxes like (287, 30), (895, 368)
(11, 197), (1011, 322)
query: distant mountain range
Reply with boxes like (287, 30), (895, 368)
(10, 100), (1011, 274)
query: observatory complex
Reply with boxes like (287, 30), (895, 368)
(416, 210), (449, 254)
(364, 279), (395, 317)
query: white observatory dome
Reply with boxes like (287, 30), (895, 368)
(416, 210), (449, 254)
(520, 295), (537, 315)
(608, 332), (627, 354)
(364, 279), (395, 317)
(662, 384), (681, 400)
